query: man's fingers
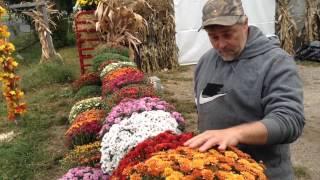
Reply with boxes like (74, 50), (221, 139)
(188, 137), (207, 149)
(184, 134), (208, 148)
(184, 133), (206, 146)
(183, 138), (193, 146)
(218, 143), (227, 151)
(199, 138), (218, 152)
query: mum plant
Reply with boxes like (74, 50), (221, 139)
(101, 67), (145, 96)
(100, 110), (181, 174)
(123, 146), (267, 180)
(104, 84), (157, 109)
(72, 72), (101, 92)
(59, 166), (109, 180)
(68, 97), (107, 123)
(112, 131), (193, 179)
(100, 61), (136, 79)
(0, 6), (26, 121)
(99, 97), (185, 136)
(66, 109), (106, 147)
(61, 141), (101, 168)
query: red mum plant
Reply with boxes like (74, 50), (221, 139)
(104, 84), (157, 107)
(101, 67), (145, 96)
(111, 131), (193, 179)
(65, 109), (107, 148)
(72, 72), (101, 92)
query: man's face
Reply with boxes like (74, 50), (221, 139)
(206, 23), (248, 61)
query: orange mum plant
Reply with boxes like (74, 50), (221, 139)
(65, 109), (107, 147)
(123, 146), (267, 180)
(0, 6), (26, 121)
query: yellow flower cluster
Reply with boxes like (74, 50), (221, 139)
(0, 25), (10, 38)
(124, 146), (267, 180)
(77, 0), (100, 7)
(62, 141), (101, 168)
(0, 6), (6, 17)
(0, 6), (26, 121)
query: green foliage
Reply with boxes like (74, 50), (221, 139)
(52, 16), (76, 49)
(11, 33), (41, 65)
(69, 133), (98, 148)
(74, 85), (101, 100)
(92, 53), (130, 72)
(94, 46), (130, 57)
(20, 62), (76, 91)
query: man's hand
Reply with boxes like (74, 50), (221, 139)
(184, 121), (268, 152)
(184, 128), (241, 152)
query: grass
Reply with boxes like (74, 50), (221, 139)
(0, 45), (80, 179)
(294, 165), (311, 179)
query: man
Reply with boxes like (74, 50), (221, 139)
(184, 0), (305, 179)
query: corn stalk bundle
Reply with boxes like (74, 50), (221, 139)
(23, 1), (62, 63)
(303, 0), (320, 43)
(95, 0), (147, 59)
(276, 0), (298, 55)
(134, 0), (179, 73)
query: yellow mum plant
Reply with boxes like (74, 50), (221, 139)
(0, 6), (26, 121)
(123, 146), (267, 180)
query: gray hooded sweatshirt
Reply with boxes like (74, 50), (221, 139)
(194, 26), (305, 179)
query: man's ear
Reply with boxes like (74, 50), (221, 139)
(243, 17), (249, 30)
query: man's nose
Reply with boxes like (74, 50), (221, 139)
(216, 40), (227, 49)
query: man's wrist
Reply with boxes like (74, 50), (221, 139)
(229, 121), (268, 145)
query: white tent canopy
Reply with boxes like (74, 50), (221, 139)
(174, 0), (276, 65)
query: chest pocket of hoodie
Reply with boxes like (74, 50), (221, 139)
(197, 88), (263, 131)
(197, 89), (241, 130)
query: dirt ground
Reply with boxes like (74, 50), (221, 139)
(161, 64), (320, 180)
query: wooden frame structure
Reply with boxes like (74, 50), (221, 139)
(74, 10), (102, 74)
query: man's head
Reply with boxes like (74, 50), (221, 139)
(201, 0), (249, 61)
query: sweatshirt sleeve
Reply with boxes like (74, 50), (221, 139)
(260, 53), (305, 145)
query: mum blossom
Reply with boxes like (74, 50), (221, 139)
(99, 97), (185, 136)
(100, 110), (181, 174)
(58, 166), (109, 180)
(68, 97), (106, 123)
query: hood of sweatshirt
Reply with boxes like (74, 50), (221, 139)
(238, 26), (280, 60)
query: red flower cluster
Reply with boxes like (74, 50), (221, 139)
(105, 84), (157, 107)
(65, 109), (107, 147)
(111, 131), (193, 179)
(72, 72), (101, 92)
(101, 68), (145, 96)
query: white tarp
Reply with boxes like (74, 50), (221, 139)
(174, 0), (276, 65)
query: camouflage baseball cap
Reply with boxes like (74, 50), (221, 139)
(200, 0), (245, 29)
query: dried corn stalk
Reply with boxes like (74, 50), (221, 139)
(95, 0), (147, 58)
(135, 0), (179, 73)
(276, 0), (298, 55)
(303, 0), (320, 43)
(23, 1), (62, 63)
